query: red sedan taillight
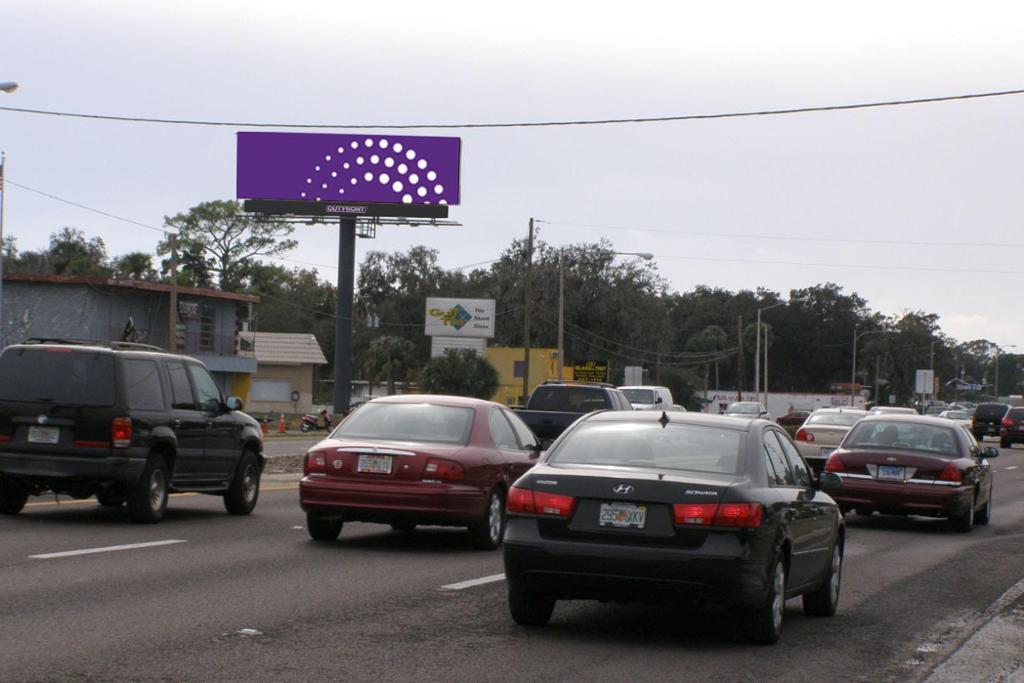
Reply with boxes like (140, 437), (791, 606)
(506, 486), (575, 516)
(304, 450), (327, 475)
(111, 417), (132, 448)
(795, 428), (815, 442)
(939, 461), (963, 483)
(422, 458), (465, 482)
(825, 453), (847, 473)
(672, 502), (762, 528)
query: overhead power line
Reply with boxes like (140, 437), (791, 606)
(544, 220), (1024, 250)
(1, 88), (1022, 129)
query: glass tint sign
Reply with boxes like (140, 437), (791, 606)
(237, 132), (461, 206)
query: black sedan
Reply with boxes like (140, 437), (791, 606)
(502, 411), (845, 644)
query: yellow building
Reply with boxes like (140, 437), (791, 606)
(486, 347), (573, 407)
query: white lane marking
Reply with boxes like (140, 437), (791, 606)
(441, 573), (506, 590)
(29, 539), (187, 559)
(1005, 466), (1019, 470)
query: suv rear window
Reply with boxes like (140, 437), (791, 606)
(528, 386), (609, 412)
(974, 403), (1010, 420)
(0, 348), (115, 406)
(123, 359), (165, 411)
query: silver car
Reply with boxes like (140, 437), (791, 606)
(794, 408), (869, 472)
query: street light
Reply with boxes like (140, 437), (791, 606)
(993, 343), (1017, 399)
(557, 250), (654, 380)
(0, 81), (17, 349)
(852, 328), (885, 403)
(755, 297), (808, 405)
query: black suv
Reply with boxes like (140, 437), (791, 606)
(971, 402), (1011, 440)
(0, 339), (264, 523)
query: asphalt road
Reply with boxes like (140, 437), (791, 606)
(1, 444), (1023, 682)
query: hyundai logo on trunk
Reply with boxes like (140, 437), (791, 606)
(612, 484), (634, 495)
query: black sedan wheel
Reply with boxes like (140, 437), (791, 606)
(744, 560), (786, 644)
(508, 583), (555, 626)
(803, 543), (842, 617)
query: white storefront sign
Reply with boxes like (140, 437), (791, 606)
(424, 298), (495, 338)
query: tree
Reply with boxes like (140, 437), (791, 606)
(158, 200), (297, 291)
(47, 227), (110, 276)
(363, 335), (419, 395)
(111, 252), (157, 281)
(421, 350), (499, 399)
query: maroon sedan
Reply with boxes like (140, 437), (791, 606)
(825, 415), (998, 531)
(299, 395), (542, 549)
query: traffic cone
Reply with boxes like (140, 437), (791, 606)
(260, 418), (269, 435)
(278, 414), (286, 433)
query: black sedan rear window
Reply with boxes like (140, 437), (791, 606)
(844, 422), (959, 457)
(0, 348), (115, 406)
(547, 422), (744, 475)
(332, 402), (474, 445)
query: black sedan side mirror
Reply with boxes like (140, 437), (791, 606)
(818, 472), (843, 492)
(984, 446), (999, 458)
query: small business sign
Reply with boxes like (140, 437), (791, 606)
(573, 360), (609, 383)
(430, 337), (486, 358)
(424, 298), (495, 338)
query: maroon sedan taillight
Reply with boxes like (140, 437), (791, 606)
(422, 458), (465, 482)
(825, 453), (847, 473)
(938, 462), (962, 483)
(304, 451), (328, 475)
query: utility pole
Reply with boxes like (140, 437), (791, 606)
(167, 232), (178, 352)
(521, 218), (534, 404)
(736, 315), (744, 401)
(557, 248), (564, 380)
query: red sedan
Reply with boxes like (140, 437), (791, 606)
(825, 415), (998, 531)
(299, 395), (542, 549)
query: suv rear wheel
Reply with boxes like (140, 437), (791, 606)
(0, 478), (28, 515)
(127, 456), (169, 524)
(224, 451), (261, 515)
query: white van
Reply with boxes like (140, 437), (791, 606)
(619, 386), (683, 411)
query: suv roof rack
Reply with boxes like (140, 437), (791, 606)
(542, 379), (616, 388)
(20, 337), (169, 353)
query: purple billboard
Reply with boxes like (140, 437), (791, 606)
(237, 132), (461, 206)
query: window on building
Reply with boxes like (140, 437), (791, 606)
(199, 305), (216, 351)
(513, 360), (525, 379)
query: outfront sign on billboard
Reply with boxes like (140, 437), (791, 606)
(237, 132), (461, 206)
(425, 298), (495, 338)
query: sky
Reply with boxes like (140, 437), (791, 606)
(2, 0), (1023, 350)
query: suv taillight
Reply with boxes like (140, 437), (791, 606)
(304, 450), (327, 475)
(111, 417), (132, 448)
(1002, 417), (1013, 427)
(506, 486), (575, 516)
(796, 428), (815, 442)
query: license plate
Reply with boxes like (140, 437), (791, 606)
(356, 454), (392, 474)
(598, 502), (646, 529)
(27, 426), (59, 444)
(821, 447), (836, 458)
(877, 465), (905, 482)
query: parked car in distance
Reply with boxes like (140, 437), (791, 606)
(776, 410), (811, 437)
(794, 408), (869, 473)
(0, 339), (263, 523)
(999, 406), (1024, 449)
(725, 401), (771, 419)
(619, 386), (682, 411)
(503, 411), (845, 644)
(826, 415), (996, 531)
(938, 409), (972, 430)
(514, 382), (632, 448)
(869, 406), (918, 416)
(971, 402), (1011, 440)
(299, 395), (542, 549)
(922, 401), (948, 416)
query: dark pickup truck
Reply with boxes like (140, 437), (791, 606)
(514, 382), (632, 447)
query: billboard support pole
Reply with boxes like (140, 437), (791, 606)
(333, 217), (356, 415)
